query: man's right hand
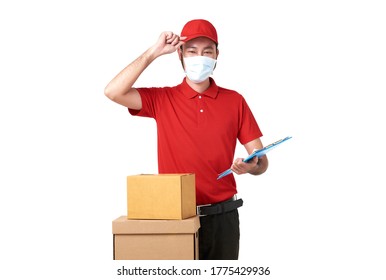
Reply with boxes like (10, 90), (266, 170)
(150, 31), (186, 57)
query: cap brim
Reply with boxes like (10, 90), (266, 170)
(182, 34), (217, 44)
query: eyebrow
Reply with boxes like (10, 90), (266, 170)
(185, 45), (215, 50)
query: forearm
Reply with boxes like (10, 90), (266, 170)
(104, 47), (158, 99)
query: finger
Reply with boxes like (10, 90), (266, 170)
(169, 35), (181, 46)
(250, 156), (259, 165)
(231, 158), (243, 174)
(163, 31), (173, 40)
(166, 32), (182, 44)
(176, 40), (185, 49)
(231, 165), (240, 174)
(233, 166), (244, 175)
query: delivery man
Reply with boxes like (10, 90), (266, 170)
(105, 19), (268, 259)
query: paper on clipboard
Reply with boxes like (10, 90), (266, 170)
(217, 136), (292, 180)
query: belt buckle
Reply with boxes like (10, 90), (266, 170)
(197, 203), (211, 216)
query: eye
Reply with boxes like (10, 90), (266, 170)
(186, 49), (197, 55)
(203, 51), (214, 57)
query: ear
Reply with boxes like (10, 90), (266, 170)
(177, 47), (185, 70)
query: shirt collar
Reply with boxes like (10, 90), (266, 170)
(179, 77), (219, 99)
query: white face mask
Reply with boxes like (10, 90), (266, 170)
(183, 56), (217, 83)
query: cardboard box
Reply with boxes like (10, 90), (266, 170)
(127, 174), (196, 220)
(113, 215), (200, 260)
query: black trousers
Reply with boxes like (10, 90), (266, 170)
(198, 209), (240, 260)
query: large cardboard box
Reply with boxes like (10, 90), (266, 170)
(113, 215), (200, 260)
(127, 174), (196, 220)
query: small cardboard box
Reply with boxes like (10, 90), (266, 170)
(127, 174), (196, 220)
(113, 215), (200, 260)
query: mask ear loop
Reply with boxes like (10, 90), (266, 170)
(179, 45), (185, 70)
(213, 46), (219, 71)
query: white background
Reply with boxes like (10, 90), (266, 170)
(1, 0), (385, 279)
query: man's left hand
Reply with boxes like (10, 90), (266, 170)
(231, 156), (259, 175)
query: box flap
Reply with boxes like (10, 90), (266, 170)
(112, 215), (200, 234)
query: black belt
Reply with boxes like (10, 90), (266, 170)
(197, 196), (243, 216)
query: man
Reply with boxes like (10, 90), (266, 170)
(105, 19), (268, 260)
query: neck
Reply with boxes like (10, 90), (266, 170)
(186, 78), (210, 93)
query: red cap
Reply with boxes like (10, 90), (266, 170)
(180, 19), (218, 44)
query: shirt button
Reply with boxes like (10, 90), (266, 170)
(200, 109), (204, 113)
(198, 96), (202, 99)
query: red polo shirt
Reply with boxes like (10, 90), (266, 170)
(129, 78), (262, 205)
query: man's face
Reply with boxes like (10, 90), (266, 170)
(180, 37), (218, 59)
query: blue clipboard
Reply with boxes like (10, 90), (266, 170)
(217, 136), (292, 180)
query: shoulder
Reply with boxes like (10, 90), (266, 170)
(218, 86), (240, 95)
(217, 85), (245, 102)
